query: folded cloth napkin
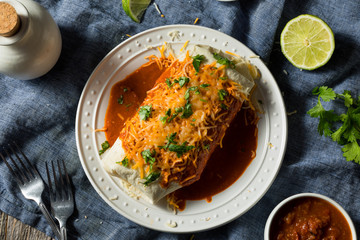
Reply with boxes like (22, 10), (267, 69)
(0, 0), (359, 239)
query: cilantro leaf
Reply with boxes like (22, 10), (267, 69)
(218, 89), (228, 101)
(312, 86), (336, 102)
(139, 105), (152, 120)
(117, 95), (124, 104)
(168, 141), (195, 157)
(192, 55), (205, 72)
(159, 132), (178, 149)
(342, 141), (360, 164)
(121, 157), (129, 167)
(143, 172), (160, 186)
(178, 77), (190, 88)
(181, 101), (193, 119)
(141, 149), (156, 171)
(213, 53), (235, 68)
(99, 141), (110, 155)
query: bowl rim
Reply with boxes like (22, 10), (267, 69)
(264, 192), (357, 240)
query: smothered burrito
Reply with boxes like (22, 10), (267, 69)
(102, 44), (260, 204)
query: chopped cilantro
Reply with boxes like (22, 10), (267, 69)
(204, 144), (210, 150)
(123, 88), (128, 92)
(213, 53), (235, 68)
(165, 78), (173, 88)
(178, 77), (190, 88)
(200, 84), (210, 88)
(185, 86), (199, 100)
(160, 116), (168, 124)
(139, 105), (152, 120)
(307, 86), (360, 164)
(168, 141), (195, 157)
(117, 95), (124, 104)
(218, 89), (228, 101)
(159, 132), (178, 149)
(141, 149), (156, 171)
(192, 55), (205, 72)
(143, 172), (160, 186)
(200, 99), (208, 102)
(219, 76), (228, 80)
(121, 157), (129, 167)
(99, 141), (110, 155)
(181, 101), (193, 119)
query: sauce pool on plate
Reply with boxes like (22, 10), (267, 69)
(104, 61), (258, 210)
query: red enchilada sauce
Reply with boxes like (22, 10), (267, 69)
(104, 61), (258, 209)
(270, 197), (352, 240)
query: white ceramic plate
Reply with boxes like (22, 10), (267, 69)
(75, 25), (288, 233)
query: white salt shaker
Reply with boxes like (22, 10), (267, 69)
(0, 0), (61, 80)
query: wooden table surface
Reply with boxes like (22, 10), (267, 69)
(0, 210), (54, 240)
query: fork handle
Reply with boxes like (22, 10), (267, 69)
(38, 202), (61, 239)
(60, 226), (67, 240)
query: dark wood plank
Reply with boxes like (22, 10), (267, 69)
(0, 211), (54, 240)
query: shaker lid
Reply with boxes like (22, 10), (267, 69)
(0, 2), (20, 37)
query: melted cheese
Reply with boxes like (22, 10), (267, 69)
(118, 45), (257, 188)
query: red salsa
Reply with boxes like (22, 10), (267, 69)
(270, 197), (352, 240)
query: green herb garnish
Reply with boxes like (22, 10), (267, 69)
(121, 157), (129, 167)
(192, 55), (205, 72)
(178, 77), (190, 88)
(307, 86), (360, 164)
(159, 132), (178, 149)
(200, 84), (210, 88)
(139, 105), (152, 120)
(117, 95), (124, 104)
(141, 149), (156, 171)
(218, 89), (228, 101)
(165, 78), (173, 88)
(99, 141), (110, 155)
(168, 141), (195, 157)
(123, 88), (128, 92)
(143, 172), (160, 186)
(213, 53), (235, 68)
(181, 101), (193, 119)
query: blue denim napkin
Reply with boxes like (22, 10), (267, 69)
(0, 0), (359, 239)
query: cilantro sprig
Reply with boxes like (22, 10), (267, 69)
(307, 86), (360, 164)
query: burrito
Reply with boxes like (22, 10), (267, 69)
(102, 44), (259, 204)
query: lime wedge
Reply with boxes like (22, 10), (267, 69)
(280, 14), (335, 70)
(122, 0), (151, 23)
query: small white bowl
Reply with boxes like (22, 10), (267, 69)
(264, 193), (357, 240)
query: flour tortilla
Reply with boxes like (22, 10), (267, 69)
(101, 44), (257, 204)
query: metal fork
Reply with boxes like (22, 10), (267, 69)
(0, 142), (61, 239)
(46, 160), (74, 240)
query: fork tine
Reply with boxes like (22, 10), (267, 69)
(3, 148), (29, 184)
(61, 159), (73, 199)
(57, 160), (66, 200)
(13, 142), (40, 178)
(8, 144), (34, 180)
(51, 161), (59, 200)
(0, 152), (23, 186)
(45, 162), (55, 202)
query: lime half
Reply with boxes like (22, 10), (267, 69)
(280, 14), (335, 70)
(122, 0), (151, 23)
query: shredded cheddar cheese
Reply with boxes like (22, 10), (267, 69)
(117, 45), (249, 189)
